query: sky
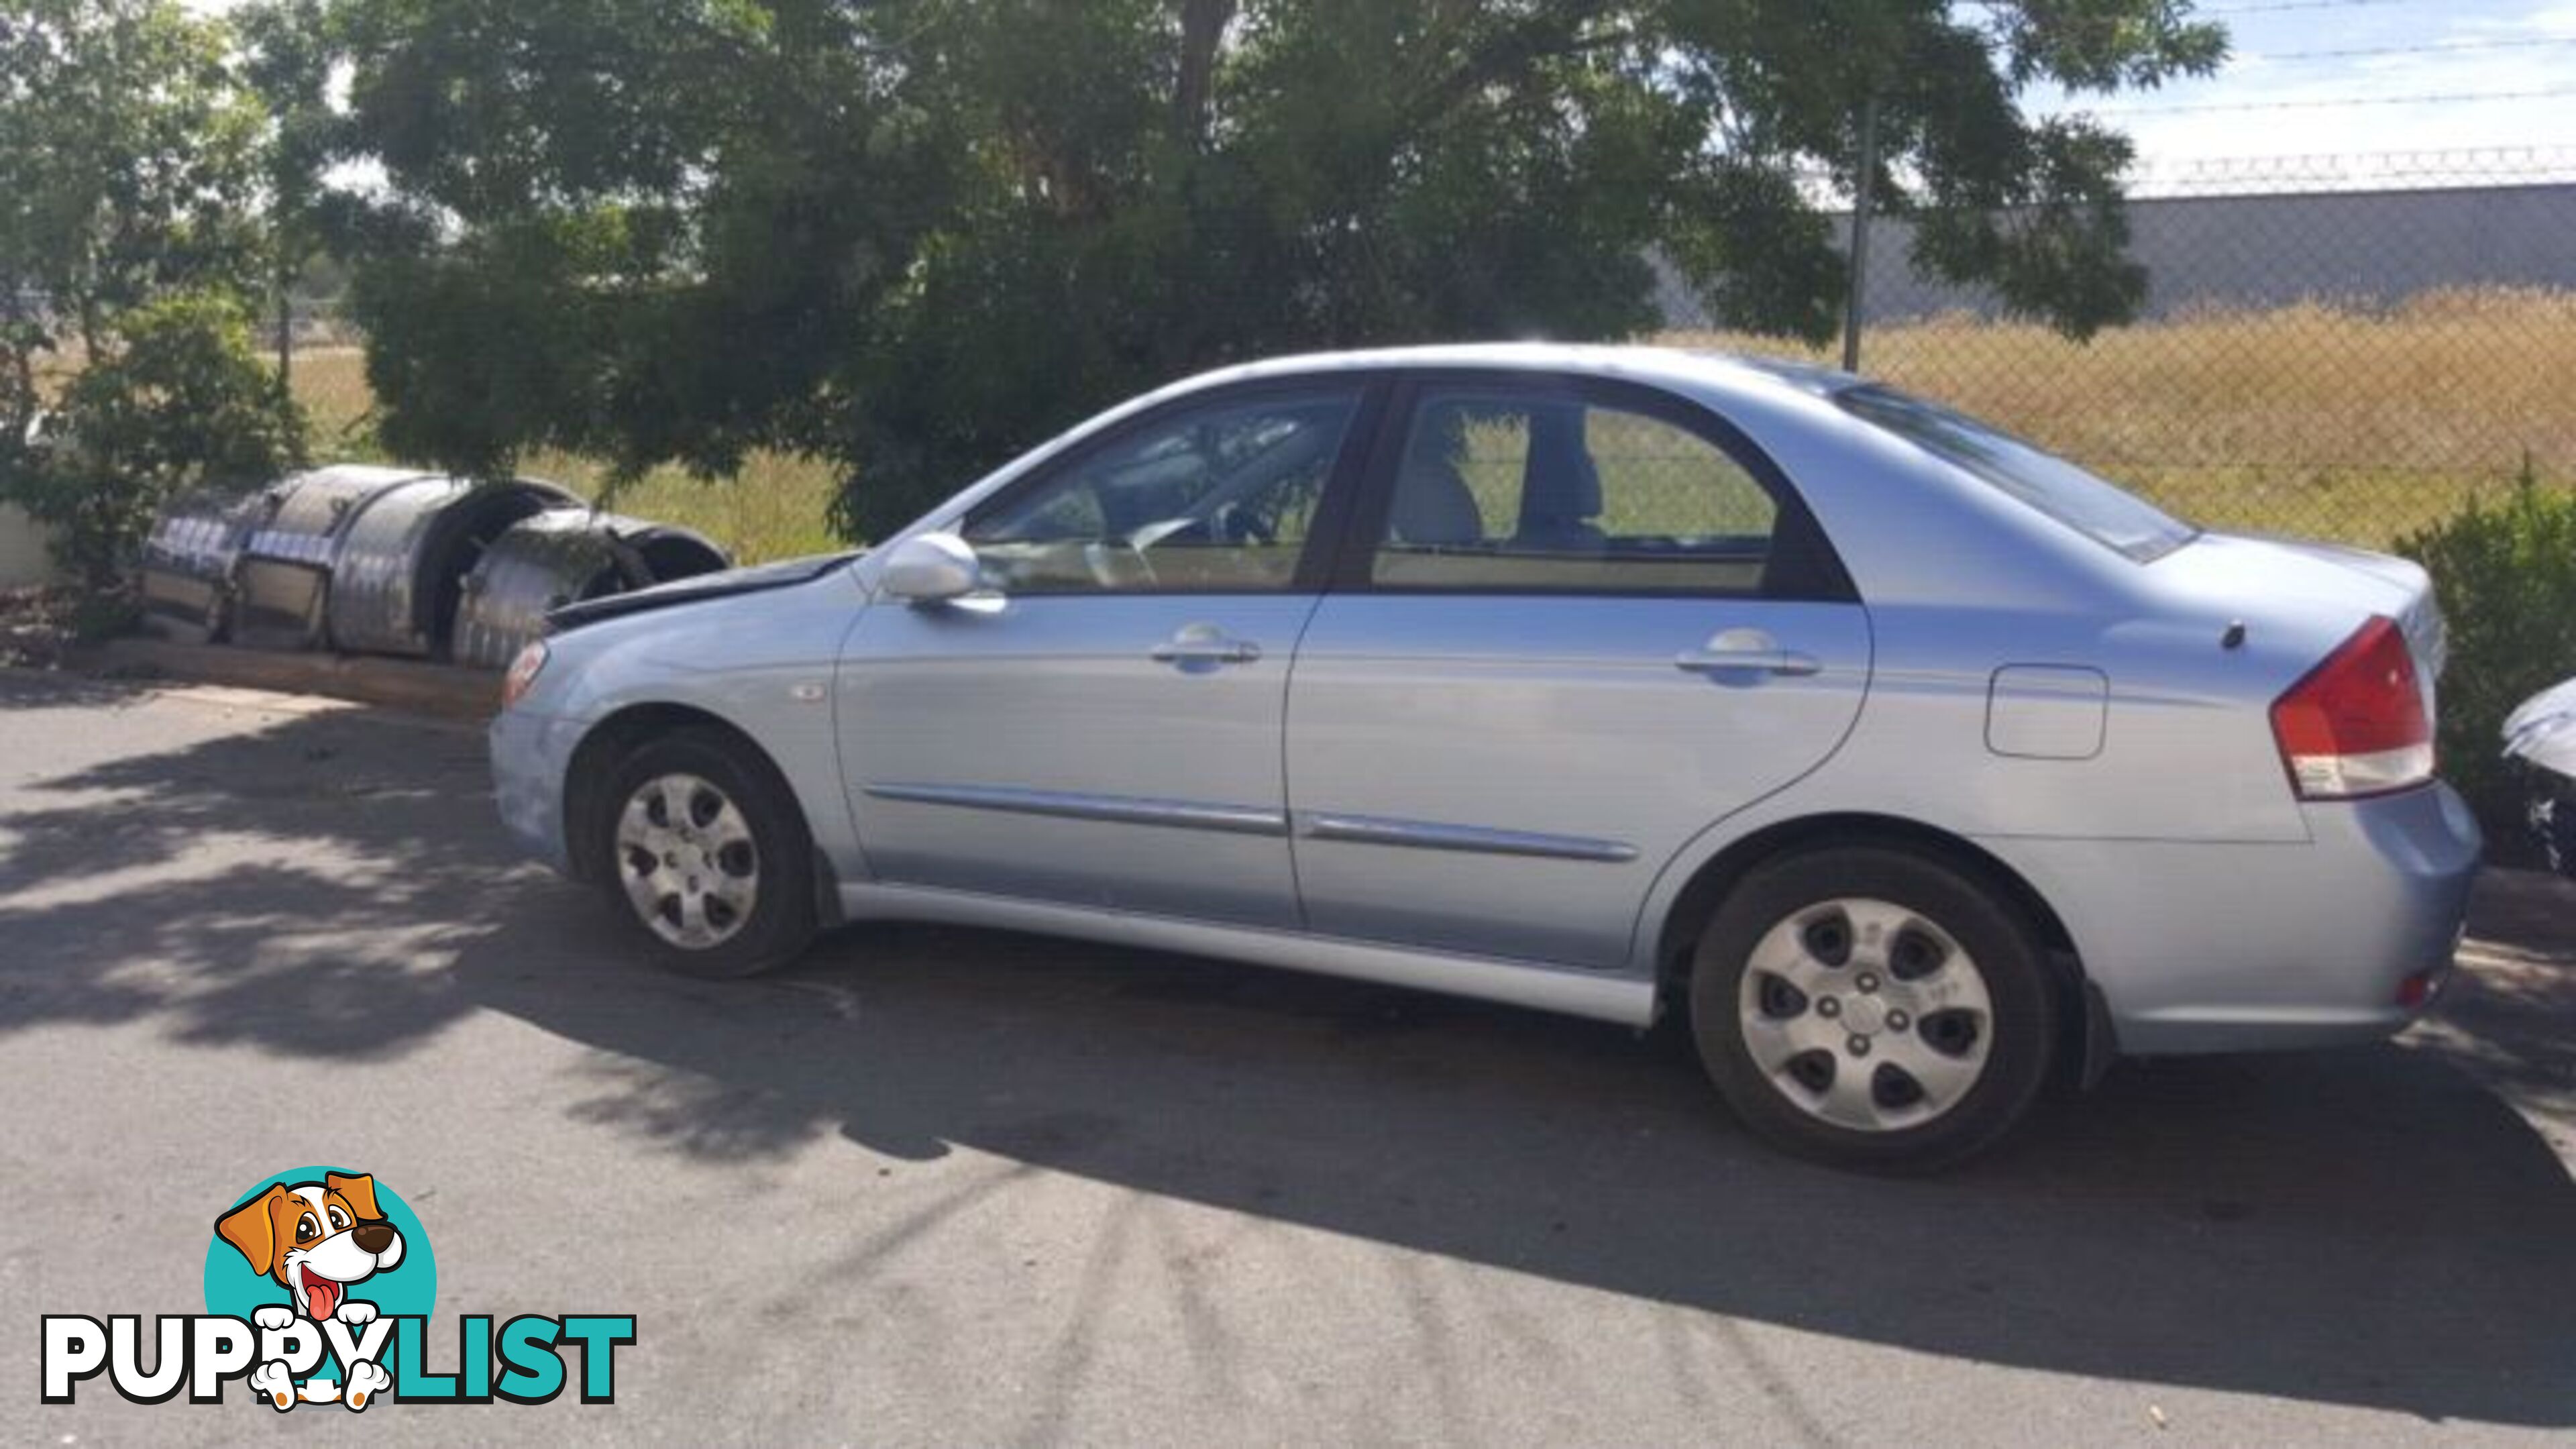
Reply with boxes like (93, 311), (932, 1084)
(184, 0), (2576, 174)
(2031, 0), (2576, 170)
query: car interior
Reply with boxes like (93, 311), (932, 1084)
(965, 396), (1354, 592)
(962, 387), (1797, 597)
(1374, 396), (1780, 594)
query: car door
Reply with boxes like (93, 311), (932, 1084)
(838, 378), (1382, 928)
(1285, 372), (1871, 968)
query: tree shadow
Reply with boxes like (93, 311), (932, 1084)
(3, 672), (2572, 1427)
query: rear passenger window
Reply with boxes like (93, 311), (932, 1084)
(1373, 391), (1779, 593)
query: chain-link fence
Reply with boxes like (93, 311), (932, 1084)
(270, 152), (2576, 557)
(1661, 148), (2576, 548)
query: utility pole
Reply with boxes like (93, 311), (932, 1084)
(1841, 94), (1879, 376)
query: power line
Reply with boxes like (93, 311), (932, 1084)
(2252, 36), (2576, 62)
(2096, 85), (2576, 116)
(2198, 0), (2424, 15)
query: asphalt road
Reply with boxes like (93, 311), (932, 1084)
(3, 671), (2573, 1446)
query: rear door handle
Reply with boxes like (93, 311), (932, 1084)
(1675, 648), (1819, 676)
(1675, 628), (1822, 678)
(1151, 623), (1263, 665)
(1152, 639), (1262, 663)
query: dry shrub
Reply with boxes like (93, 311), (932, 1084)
(1667, 286), (2576, 546)
(290, 348), (841, 564)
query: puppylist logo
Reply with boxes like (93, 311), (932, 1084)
(41, 1166), (633, 1412)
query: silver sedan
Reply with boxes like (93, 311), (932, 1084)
(489, 345), (2480, 1171)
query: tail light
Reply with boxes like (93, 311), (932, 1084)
(2269, 615), (2433, 800)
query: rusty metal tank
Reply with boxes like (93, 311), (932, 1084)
(323, 475), (576, 658)
(137, 488), (277, 643)
(451, 509), (730, 669)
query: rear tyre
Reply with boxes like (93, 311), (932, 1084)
(596, 728), (817, 979)
(1688, 846), (2057, 1173)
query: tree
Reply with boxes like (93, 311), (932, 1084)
(15, 292), (307, 591)
(0, 1), (267, 431)
(324, 0), (2226, 539)
(0, 0), (293, 585)
(238, 0), (347, 392)
(327, 0), (958, 490)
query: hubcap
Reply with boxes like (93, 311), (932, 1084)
(614, 772), (759, 949)
(1737, 897), (1994, 1132)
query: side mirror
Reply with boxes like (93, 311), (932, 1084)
(879, 531), (985, 604)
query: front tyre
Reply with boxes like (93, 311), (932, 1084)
(1689, 847), (2057, 1173)
(597, 728), (817, 979)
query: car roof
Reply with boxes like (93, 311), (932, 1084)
(1170, 342), (1864, 407)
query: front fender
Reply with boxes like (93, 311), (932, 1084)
(541, 574), (875, 885)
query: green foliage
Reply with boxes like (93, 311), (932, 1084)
(331, 0), (954, 495)
(0, 0), (266, 397)
(0, 0), (292, 596)
(2396, 461), (2576, 839)
(319, 0), (2226, 539)
(238, 0), (350, 354)
(7, 292), (307, 589)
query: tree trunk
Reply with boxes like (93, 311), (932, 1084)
(1173, 0), (1236, 150)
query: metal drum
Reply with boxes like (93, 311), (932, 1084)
(138, 489), (276, 643)
(231, 465), (431, 650)
(324, 476), (576, 658)
(452, 509), (729, 669)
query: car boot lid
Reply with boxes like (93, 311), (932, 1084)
(2149, 531), (2445, 678)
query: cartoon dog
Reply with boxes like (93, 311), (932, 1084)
(216, 1171), (405, 1411)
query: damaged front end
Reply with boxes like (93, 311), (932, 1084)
(2504, 677), (2576, 876)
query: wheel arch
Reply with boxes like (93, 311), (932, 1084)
(563, 701), (841, 922)
(1652, 812), (2102, 1076)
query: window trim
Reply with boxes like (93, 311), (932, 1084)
(1327, 370), (1858, 604)
(958, 374), (1393, 598)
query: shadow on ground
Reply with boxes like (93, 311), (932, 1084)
(3, 672), (2572, 1427)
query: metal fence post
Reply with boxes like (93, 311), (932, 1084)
(1841, 94), (1879, 376)
(276, 282), (293, 399)
(1844, 90), (1885, 371)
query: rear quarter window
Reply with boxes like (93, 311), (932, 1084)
(1836, 385), (2196, 563)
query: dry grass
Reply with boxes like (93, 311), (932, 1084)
(291, 349), (843, 564)
(1664, 286), (2576, 547)
(280, 288), (2576, 559)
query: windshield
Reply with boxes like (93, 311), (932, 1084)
(1836, 384), (2196, 563)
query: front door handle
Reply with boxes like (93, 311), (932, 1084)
(1150, 623), (1263, 665)
(1675, 628), (1822, 678)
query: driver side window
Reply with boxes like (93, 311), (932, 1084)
(965, 388), (1361, 593)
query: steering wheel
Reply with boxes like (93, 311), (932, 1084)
(1213, 502), (1277, 547)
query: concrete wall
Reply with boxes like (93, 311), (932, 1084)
(1659, 181), (2576, 328)
(0, 502), (59, 587)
